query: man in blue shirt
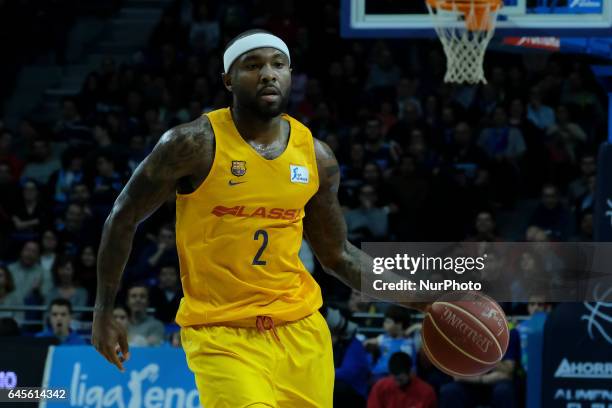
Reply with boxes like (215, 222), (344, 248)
(36, 298), (86, 345)
(439, 327), (521, 408)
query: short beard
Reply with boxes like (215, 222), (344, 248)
(235, 92), (289, 120)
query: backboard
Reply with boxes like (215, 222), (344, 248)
(341, 0), (612, 38)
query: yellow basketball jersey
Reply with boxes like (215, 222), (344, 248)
(175, 108), (323, 327)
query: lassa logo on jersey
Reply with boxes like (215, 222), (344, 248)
(212, 205), (301, 220)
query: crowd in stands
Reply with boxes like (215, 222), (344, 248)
(0, 0), (608, 406)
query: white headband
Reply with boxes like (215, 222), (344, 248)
(223, 33), (291, 73)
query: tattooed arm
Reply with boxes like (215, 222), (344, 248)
(92, 117), (214, 371)
(304, 139), (429, 312)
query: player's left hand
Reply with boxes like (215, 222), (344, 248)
(91, 311), (130, 372)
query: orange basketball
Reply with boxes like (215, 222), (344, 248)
(421, 291), (509, 377)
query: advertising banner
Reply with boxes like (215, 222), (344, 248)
(541, 303), (612, 408)
(0, 337), (51, 408)
(42, 346), (200, 408)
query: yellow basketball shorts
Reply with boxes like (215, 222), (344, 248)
(181, 312), (334, 408)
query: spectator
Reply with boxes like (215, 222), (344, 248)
(113, 305), (129, 332)
(47, 147), (85, 208)
(377, 101), (398, 137)
(347, 289), (374, 315)
(388, 99), (424, 150)
(167, 327), (182, 347)
(0, 130), (24, 179)
(406, 128), (438, 172)
(331, 313), (370, 407)
(571, 210), (593, 242)
(365, 306), (417, 381)
(131, 224), (178, 283)
(77, 245), (97, 294)
(56, 203), (92, 256)
(0, 163), (17, 258)
(10, 179), (50, 243)
(150, 8), (189, 50)
(90, 152), (124, 215)
(517, 294), (553, 374)
(526, 88), (555, 130)
(46, 256), (89, 311)
(149, 264), (182, 323)
(567, 153), (596, 203)
(363, 117), (395, 171)
(546, 105), (586, 167)
(39, 229), (59, 272)
(69, 182), (93, 217)
(444, 122), (489, 172)
(529, 184), (571, 241)
(574, 174), (595, 216)
(92, 122), (120, 152)
(78, 73), (102, 117)
(395, 78), (422, 121)
(21, 139), (61, 185)
(439, 328), (520, 408)
(477, 107), (526, 206)
(126, 284), (165, 346)
(0, 161), (19, 213)
(362, 162), (389, 203)
(366, 49), (401, 91)
(35, 298), (86, 345)
(560, 72), (604, 124)
(478, 107), (526, 162)
(8, 241), (52, 304)
(510, 251), (545, 312)
(386, 155), (429, 240)
(342, 143), (366, 180)
(465, 211), (502, 242)
(126, 134), (148, 174)
(345, 185), (389, 243)
(0, 266), (23, 323)
(368, 351), (437, 408)
(189, 3), (220, 52)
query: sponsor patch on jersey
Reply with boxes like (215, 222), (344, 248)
(290, 165), (309, 184)
(231, 160), (247, 177)
(212, 205), (301, 220)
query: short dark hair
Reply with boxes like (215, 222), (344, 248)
(49, 298), (73, 313)
(389, 351), (412, 376)
(385, 305), (413, 329)
(51, 255), (75, 286)
(128, 282), (150, 295)
(113, 304), (128, 313)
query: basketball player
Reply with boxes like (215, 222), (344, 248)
(91, 30), (427, 407)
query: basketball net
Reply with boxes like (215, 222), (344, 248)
(426, 0), (502, 84)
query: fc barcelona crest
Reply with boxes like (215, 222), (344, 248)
(231, 160), (247, 177)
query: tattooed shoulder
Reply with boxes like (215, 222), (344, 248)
(313, 138), (340, 193)
(151, 116), (215, 179)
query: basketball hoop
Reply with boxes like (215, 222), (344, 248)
(426, 0), (502, 84)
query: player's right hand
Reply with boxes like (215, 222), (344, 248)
(91, 311), (130, 372)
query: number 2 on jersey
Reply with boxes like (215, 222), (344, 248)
(252, 229), (268, 265)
